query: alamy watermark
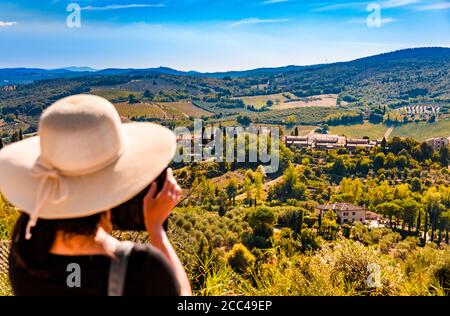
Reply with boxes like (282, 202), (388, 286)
(367, 263), (382, 288)
(66, 263), (81, 288)
(66, 3), (81, 28)
(367, 3), (382, 28)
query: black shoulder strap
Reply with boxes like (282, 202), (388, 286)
(108, 241), (134, 296)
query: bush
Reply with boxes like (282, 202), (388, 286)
(0, 195), (18, 240)
(226, 243), (256, 274)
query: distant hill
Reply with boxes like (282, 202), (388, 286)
(1, 47), (449, 134)
(57, 67), (97, 72)
(1, 47), (449, 85)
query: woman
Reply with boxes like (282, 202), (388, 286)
(0, 94), (192, 296)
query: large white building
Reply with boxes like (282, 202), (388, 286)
(316, 203), (368, 224)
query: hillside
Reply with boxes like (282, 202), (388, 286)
(0, 47), (449, 136)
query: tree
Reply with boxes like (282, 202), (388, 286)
(411, 177), (422, 192)
(143, 90), (154, 100)
(376, 202), (402, 227)
(253, 171), (264, 203)
(423, 188), (444, 242)
(268, 162), (308, 202)
(10, 130), (21, 143)
(439, 146), (449, 167)
(399, 198), (420, 233)
(237, 115), (252, 126)
(373, 153), (385, 171)
(396, 155), (408, 169)
(247, 206), (278, 238)
(0, 138), (3, 149)
(285, 115), (296, 126)
(439, 210), (450, 244)
(266, 100), (274, 107)
(225, 178), (238, 206)
(332, 157), (347, 176)
(380, 137), (388, 152)
(294, 127), (299, 136)
(128, 94), (139, 104)
(420, 142), (433, 160)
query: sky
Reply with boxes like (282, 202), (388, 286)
(0, 0), (449, 71)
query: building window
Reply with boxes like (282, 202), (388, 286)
(352, 212), (355, 215)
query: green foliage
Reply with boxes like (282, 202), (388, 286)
(226, 243), (256, 274)
(0, 194), (18, 240)
(246, 206), (278, 239)
(268, 162), (308, 202)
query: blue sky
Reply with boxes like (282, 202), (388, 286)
(0, 0), (449, 71)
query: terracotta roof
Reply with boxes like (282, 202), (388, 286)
(316, 203), (367, 212)
(346, 138), (369, 144)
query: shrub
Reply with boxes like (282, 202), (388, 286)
(226, 243), (256, 274)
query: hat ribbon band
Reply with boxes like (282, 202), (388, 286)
(25, 160), (69, 240)
(24, 148), (125, 240)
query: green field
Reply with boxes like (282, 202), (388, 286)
(282, 125), (317, 136)
(114, 102), (169, 119)
(91, 89), (142, 102)
(235, 93), (297, 109)
(157, 102), (212, 118)
(391, 118), (450, 141)
(329, 122), (389, 140)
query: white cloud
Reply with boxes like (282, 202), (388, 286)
(81, 4), (165, 11)
(311, 2), (363, 12)
(381, 0), (421, 8)
(263, 0), (289, 4)
(415, 2), (450, 10)
(0, 21), (17, 27)
(313, 0), (420, 12)
(226, 18), (293, 29)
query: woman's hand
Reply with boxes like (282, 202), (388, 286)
(143, 168), (181, 234)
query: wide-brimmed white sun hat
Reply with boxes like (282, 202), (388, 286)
(0, 94), (176, 239)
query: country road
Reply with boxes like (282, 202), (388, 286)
(384, 127), (394, 139)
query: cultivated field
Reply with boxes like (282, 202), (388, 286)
(390, 118), (450, 141)
(114, 101), (212, 120)
(156, 101), (212, 118)
(329, 122), (389, 140)
(114, 102), (169, 119)
(234, 93), (296, 108)
(91, 89), (142, 102)
(274, 94), (338, 110)
(234, 93), (338, 110)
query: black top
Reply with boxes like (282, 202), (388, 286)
(9, 243), (180, 296)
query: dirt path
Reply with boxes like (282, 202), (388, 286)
(235, 175), (284, 201)
(384, 127), (394, 139)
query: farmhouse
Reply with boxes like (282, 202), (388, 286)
(284, 134), (379, 151)
(285, 135), (310, 147)
(316, 203), (368, 224)
(314, 135), (345, 150)
(426, 137), (449, 152)
(345, 138), (377, 150)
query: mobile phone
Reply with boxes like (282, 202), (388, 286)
(111, 168), (168, 231)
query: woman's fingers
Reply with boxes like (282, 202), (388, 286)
(158, 168), (174, 198)
(144, 182), (157, 202)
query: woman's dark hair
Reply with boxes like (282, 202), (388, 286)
(10, 212), (104, 277)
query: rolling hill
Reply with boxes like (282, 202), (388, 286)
(0, 47), (449, 137)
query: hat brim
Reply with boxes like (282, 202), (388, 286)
(0, 122), (176, 219)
